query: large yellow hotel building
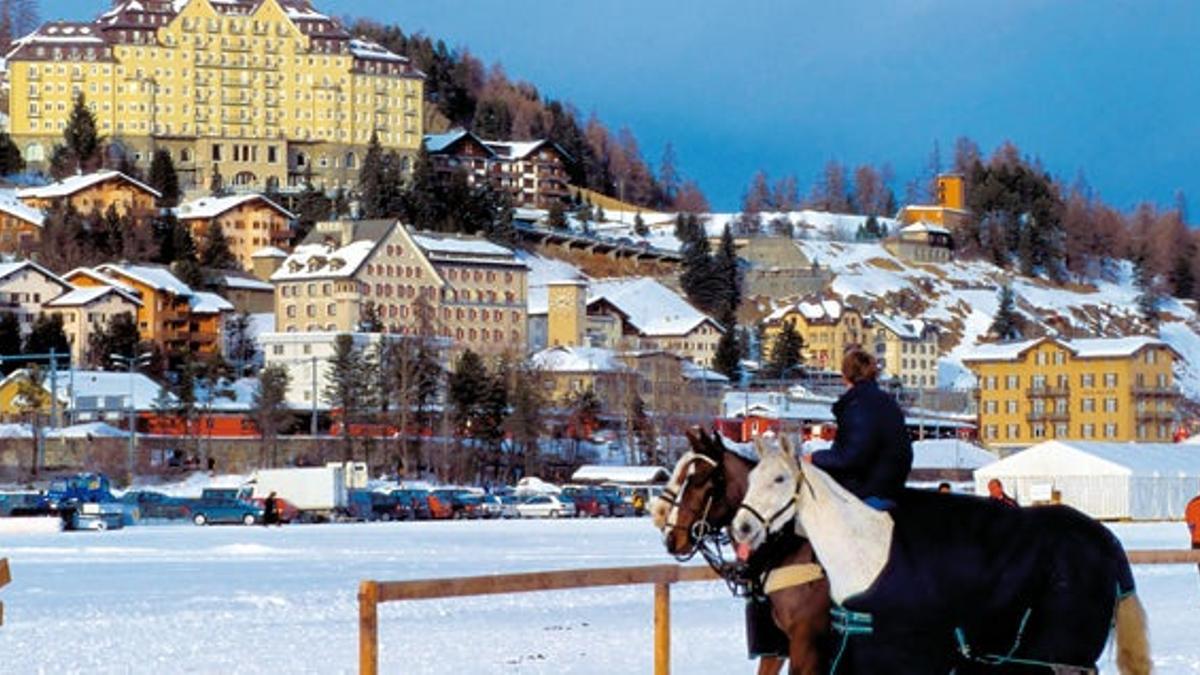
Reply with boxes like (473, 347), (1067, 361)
(6, 0), (423, 193)
(963, 336), (1180, 451)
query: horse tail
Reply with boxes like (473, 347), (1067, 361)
(1114, 593), (1151, 675)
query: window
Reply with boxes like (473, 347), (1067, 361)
(1104, 373), (1117, 387)
(1081, 373), (1095, 388)
(327, 303), (336, 316)
(1145, 349), (1157, 364)
(1053, 352), (1065, 365)
(1006, 424), (1019, 439)
(1082, 398), (1095, 412)
(1006, 375), (1019, 389)
(1104, 423), (1118, 439)
(1081, 423), (1095, 439)
(1104, 398), (1118, 413)
(1032, 424), (1045, 439)
(1054, 423), (1068, 437)
(212, 144), (222, 161)
(1005, 400), (1018, 414)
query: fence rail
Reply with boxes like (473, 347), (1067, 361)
(358, 549), (1200, 675)
(0, 558), (10, 626)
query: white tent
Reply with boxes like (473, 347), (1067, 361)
(974, 441), (1200, 520)
(570, 465), (670, 485)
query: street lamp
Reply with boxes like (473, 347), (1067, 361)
(111, 352), (153, 482)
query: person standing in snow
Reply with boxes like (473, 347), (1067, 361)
(263, 491), (279, 527)
(987, 479), (1019, 508)
(804, 346), (912, 510)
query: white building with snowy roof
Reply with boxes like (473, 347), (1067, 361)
(974, 440), (1200, 520)
(581, 277), (724, 367)
(762, 296), (863, 371)
(868, 314), (941, 389)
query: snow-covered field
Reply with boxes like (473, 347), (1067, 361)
(1, 519), (1196, 674)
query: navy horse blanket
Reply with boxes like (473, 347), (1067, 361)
(838, 489), (1133, 671)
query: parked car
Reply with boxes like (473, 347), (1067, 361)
(188, 488), (263, 526)
(562, 487), (606, 518)
(498, 495), (523, 519)
(390, 489), (433, 520)
(432, 489), (484, 519)
(515, 495), (576, 519)
(596, 489), (630, 517)
(478, 494), (517, 519)
(347, 489), (410, 522)
(118, 490), (193, 521)
(0, 491), (52, 517)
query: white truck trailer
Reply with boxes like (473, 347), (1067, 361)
(246, 466), (348, 521)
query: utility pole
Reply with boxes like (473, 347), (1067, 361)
(111, 352), (152, 482)
(310, 355), (318, 436)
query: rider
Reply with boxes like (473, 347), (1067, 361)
(805, 345), (912, 510)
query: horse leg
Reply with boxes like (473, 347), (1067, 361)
(756, 656), (785, 675)
(770, 589), (829, 675)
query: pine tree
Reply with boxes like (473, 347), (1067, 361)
(358, 132), (389, 218)
(766, 320), (804, 380)
(0, 311), (20, 366)
(1135, 264), (1161, 327)
(715, 224), (741, 318)
(504, 363), (546, 478)
(0, 131), (24, 176)
(713, 312), (742, 381)
(24, 314), (70, 358)
(48, 145), (74, 180)
(250, 364), (291, 467)
(990, 285), (1024, 341)
(15, 365), (48, 476)
(633, 212), (648, 237)
(547, 201), (567, 230)
(678, 214), (723, 315)
(86, 311), (139, 368)
(324, 334), (368, 461)
(225, 312), (257, 376)
(628, 394), (657, 466)
(148, 149), (180, 208)
(63, 93), (100, 173)
(294, 175), (330, 242)
(199, 221), (237, 269)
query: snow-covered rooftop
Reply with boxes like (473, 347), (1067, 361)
(765, 298), (845, 324)
(348, 38), (407, 64)
(0, 191), (44, 225)
(17, 171), (160, 200)
(252, 246), (289, 259)
(423, 129), (483, 154)
(899, 222), (952, 236)
(976, 440), (1200, 477)
(530, 346), (630, 373)
(571, 465), (670, 485)
(190, 291), (234, 314)
(872, 314), (932, 340)
(412, 233), (514, 258)
(589, 277), (719, 337)
(95, 263), (193, 297)
(911, 439), (997, 470)
(0, 369), (170, 411)
(960, 336), (1170, 363)
(0, 260), (68, 288)
(271, 240), (378, 281)
(175, 194), (294, 221)
(221, 274), (273, 292)
(45, 285), (140, 308)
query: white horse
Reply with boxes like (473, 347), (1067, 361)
(731, 437), (1151, 675)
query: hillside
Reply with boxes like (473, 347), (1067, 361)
(524, 205), (1200, 402)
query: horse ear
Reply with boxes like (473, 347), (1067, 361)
(685, 427), (700, 449)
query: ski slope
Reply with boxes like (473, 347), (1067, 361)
(0, 519), (1196, 674)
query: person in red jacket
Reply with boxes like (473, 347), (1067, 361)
(1186, 494), (1200, 575)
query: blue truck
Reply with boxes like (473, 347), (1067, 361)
(46, 473), (126, 530)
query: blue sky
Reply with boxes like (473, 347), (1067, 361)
(46, 1), (1200, 213)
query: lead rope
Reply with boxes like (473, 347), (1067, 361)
(954, 607), (1087, 670)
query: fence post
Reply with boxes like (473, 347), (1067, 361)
(654, 581), (670, 675)
(359, 580), (378, 675)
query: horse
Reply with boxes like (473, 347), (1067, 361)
(731, 437), (1152, 675)
(651, 429), (831, 675)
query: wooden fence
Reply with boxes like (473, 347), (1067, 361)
(0, 558), (10, 626)
(359, 549), (1200, 675)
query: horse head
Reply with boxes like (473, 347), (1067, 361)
(654, 427), (738, 557)
(731, 434), (804, 553)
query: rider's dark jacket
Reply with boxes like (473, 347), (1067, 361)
(810, 379), (912, 504)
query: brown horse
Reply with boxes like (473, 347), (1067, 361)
(652, 429), (830, 675)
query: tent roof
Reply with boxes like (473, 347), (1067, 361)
(975, 440), (1200, 479)
(571, 465), (669, 484)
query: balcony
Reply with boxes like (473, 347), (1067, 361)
(222, 78), (252, 88)
(1026, 386), (1070, 398)
(1132, 386), (1180, 398)
(1135, 409), (1176, 422)
(1026, 411), (1070, 423)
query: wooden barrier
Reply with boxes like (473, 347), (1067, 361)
(0, 558), (10, 626)
(358, 549), (1200, 675)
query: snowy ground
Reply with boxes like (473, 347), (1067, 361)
(1, 519), (1196, 674)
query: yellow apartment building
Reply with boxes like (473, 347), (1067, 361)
(16, 171), (160, 219)
(271, 220), (528, 357)
(964, 337), (1180, 450)
(176, 193), (295, 271)
(868, 314), (940, 389)
(65, 263), (230, 361)
(7, 0), (423, 194)
(761, 298), (863, 371)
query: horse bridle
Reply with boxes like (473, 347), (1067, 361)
(736, 453), (815, 537)
(659, 453), (720, 537)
